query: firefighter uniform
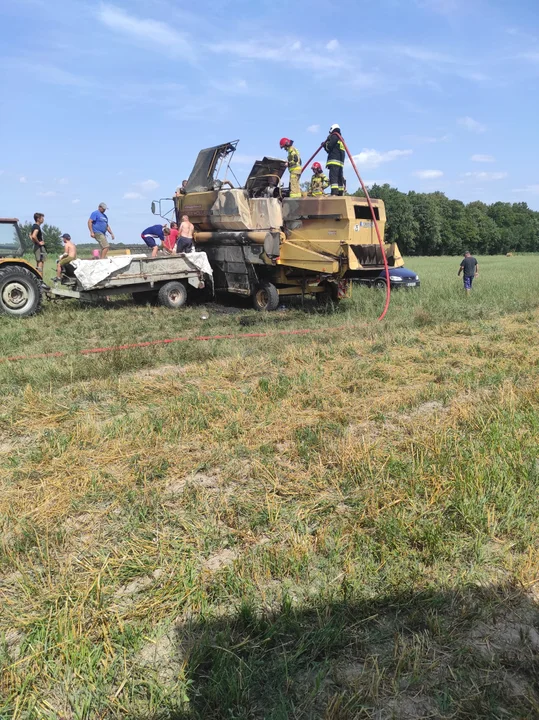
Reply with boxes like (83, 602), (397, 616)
(287, 146), (302, 198)
(324, 132), (345, 195)
(310, 172), (329, 196)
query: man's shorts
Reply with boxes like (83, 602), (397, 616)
(175, 236), (193, 254)
(58, 258), (76, 277)
(34, 245), (46, 263)
(94, 232), (109, 249)
(141, 234), (159, 248)
(464, 276), (473, 290)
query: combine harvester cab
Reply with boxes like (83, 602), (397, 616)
(170, 141), (403, 310)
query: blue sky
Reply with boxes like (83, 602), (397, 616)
(2, 0), (539, 243)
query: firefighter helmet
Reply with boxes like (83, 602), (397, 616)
(329, 124), (340, 133)
(280, 137), (292, 148)
(312, 162), (323, 173)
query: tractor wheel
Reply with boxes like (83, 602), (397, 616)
(132, 291), (158, 306)
(0, 265), (42, 318)
(158, 281), (188, 309)
(252, 282), (280, 312)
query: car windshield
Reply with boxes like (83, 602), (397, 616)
(0, 223), (22, 254)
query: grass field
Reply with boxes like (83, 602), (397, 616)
(1, 255), (538, 719)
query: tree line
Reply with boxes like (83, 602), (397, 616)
(354, 185), (539, 256)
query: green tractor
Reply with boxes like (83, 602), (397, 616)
(0, 218), (43, 317)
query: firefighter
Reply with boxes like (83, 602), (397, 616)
(280, 137), (302, 198)
(324, 123), (345, 195)
(310, 162), (329, 197)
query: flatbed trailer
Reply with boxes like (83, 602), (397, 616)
(47, 253), (212, 309)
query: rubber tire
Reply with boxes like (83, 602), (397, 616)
(132, 291), (158, 306)
(157, 281), (188, 309)
(374, 279), (387, 289)
(0, 265), (42, 318)
(252, 282), (280, 312)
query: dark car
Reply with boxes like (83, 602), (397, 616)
(356, 266), (420, 290)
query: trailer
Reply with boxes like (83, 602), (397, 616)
(48, 252), (212, 308)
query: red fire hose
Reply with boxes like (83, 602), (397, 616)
(300, 135), (391, 321)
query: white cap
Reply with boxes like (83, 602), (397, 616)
(98, 202), (108, 210)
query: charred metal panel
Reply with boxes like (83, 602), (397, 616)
(249, 198), (283, 230)
(203, 245), (259, 294)
(210, 189), (252, 230)
(186, 142), (237, 193)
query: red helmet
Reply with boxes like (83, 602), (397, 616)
(312, 162), (322, 173)
(280, 137), (291, 148)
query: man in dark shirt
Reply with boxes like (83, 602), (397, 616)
(30, 212), (46, 273)
(458, 251), (478, 293)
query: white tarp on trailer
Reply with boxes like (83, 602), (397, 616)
(71, 252), (213, 291)
(71, 256), (139, 290)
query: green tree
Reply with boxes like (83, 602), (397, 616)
(19, 221), (63, 255)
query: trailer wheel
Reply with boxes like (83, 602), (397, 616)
(158, 281), (188, 309)
(132, 291), (158, 306)
(253, 282), (279, 312)
(0, 265), (42, 318)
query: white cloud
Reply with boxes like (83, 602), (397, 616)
(307, 124), (320, 134)
(37, 190), (57, 197)
(209, 40), (345, 72)
(211, 78), (248, 95)
(471, 154), (495, 163)
(352, 148), (413, 170)
(123, 192), (144, 200)
(512, 184), (539, 194)
(463, 171), (507, 181)
(1, 60), (94, 88)
(20, 177), (27, 183)
(326, 39), (340, 51)
(97, 4), (193, 59)
(72, 199), (80, 204)
(458, 116), (486, 133)
(57, 177), (69, 185)
(396, 45), (457, 64)
(135, 179), (159, 193)
(414, 169), (444, 179)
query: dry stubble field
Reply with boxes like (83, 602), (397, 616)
(1, 255), (538, 719)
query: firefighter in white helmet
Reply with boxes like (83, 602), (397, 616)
(324, 124), (346, 196)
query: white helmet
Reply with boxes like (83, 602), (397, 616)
(329, 123), (340, 133)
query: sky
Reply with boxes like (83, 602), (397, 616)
(1, 0), (539, 244)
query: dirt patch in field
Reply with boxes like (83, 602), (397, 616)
(204, 548), (237, 571)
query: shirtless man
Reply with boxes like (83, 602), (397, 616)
(53, 233), (77, 282)
(176, 214), (194, 253)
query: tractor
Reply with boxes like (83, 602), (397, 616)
(0, 218), (44, 317)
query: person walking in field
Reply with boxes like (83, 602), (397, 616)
(30, 212), (46, 273)
(458, 250), (478, 293)
(176, 215), (194, 254)
(88, 202), (114, 259)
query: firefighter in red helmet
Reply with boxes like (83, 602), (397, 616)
(280, 137), (302, 198)
(309, 162), (329, 197)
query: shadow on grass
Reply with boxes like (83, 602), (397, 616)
(149, 583), (539, 720)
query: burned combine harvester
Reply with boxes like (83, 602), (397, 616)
(169, 141), (404, 310)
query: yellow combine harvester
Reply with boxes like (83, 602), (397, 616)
(156, 141), (404, 310)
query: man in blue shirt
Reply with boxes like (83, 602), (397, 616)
(88, 202), (114, 259)
(141, 224), (170, 258)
